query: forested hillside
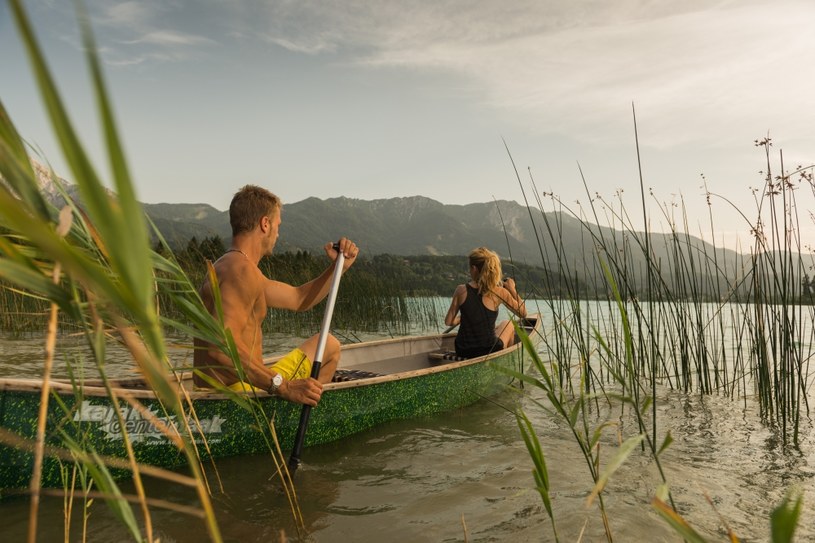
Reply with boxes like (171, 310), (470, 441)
(176, 236), (577, 298)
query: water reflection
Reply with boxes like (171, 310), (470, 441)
(1, 299), (815, 541)
(655, 391), (814, 540)
(0, 333), (195, 379)
(1, 383), (813, 541)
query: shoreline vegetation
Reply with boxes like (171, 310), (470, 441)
(0, 1), (811, 541)
(0, 244), (564, 338)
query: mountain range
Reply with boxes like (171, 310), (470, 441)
(29, 163), (815, 297)
(144, 196), (541, 258)
(142, 195), (761, 296)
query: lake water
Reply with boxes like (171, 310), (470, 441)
(1, 300), (814, 541)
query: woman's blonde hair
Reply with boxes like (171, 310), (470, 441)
(468, 247), (502, 295)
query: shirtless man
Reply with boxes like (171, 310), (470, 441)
(193, 185), (358, 406)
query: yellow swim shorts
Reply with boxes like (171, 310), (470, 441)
(212, 348), (313, 394)
(227, 381), (264, 393)
(270, 347), (312, 381)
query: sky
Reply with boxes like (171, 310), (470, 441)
(3, 0), (815, 250)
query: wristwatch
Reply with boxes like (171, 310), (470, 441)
(268, 373), (283, 395)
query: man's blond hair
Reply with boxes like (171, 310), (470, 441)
(229, 185), (281, 236)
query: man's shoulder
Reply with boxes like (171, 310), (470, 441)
(214, 257), (266, 294)
(216, 255), (260, 276)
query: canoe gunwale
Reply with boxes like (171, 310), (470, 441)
(0, 340), (523, 398)
(0, 316), (540, 399)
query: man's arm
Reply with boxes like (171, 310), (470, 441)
(264, 238), (358, 312)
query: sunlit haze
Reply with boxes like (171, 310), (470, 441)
(3, 1), (814, 251)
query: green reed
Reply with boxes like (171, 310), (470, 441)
(516, 143), (814, 442)
(0, 1), (277, 540)
(504, 126), (810, 539)
(0, 4), (442, 540)
(161, 246), (438, 338)
(2, 237), (428, 339)
(0, 279), (50, 335)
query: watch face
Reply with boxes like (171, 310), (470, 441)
(273, 374), (283, 387)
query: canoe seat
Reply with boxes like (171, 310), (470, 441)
(428, 350), (467, 363)
(332, 369), (383, 382)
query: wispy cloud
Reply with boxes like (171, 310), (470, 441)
(30, 0), (815, 151)
(77, 0), (217, 65)
(120, 30), (213, 47)
(95, 0), (154, 27)
(238, 0), (815, 148)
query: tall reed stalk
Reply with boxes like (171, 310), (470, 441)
(503, 125), (811, 539)
(0, 1), (291, 540)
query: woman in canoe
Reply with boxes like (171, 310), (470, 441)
(444, 247), (527, 358)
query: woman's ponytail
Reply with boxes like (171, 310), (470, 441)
(469, 247), (502, 295)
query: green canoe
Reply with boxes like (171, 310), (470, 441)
(0, 316), (540, 494)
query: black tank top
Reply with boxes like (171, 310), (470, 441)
(454, 284), (503, 358)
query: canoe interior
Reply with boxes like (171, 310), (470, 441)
(48, 316), (540, 395)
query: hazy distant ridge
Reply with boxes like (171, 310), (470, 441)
(143, 195), (550, 261)
(33, 167), (815, 296)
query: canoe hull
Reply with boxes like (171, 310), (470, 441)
(0, 318), (538, 493)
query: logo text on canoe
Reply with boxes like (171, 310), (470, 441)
(73, 400), (224, 443)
